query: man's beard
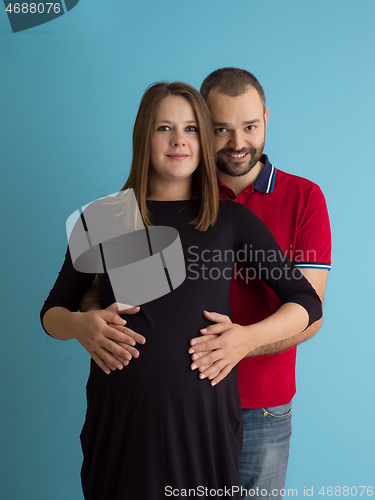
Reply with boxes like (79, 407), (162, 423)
(216, 142), (265, 177)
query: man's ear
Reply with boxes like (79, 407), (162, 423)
(264, 108), (270, 131)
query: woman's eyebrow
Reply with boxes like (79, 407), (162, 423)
(155, 119), (198, 124)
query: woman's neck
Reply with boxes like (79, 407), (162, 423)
(148, 180), (193, 201)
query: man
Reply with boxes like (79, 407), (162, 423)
(78, 68), (331, 498)
(185, 68), (331, 497)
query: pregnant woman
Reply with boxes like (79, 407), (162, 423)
(41, 82), (322, 500)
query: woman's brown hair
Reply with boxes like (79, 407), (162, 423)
(120, 82), (219, 231)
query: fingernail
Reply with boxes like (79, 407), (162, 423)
(211, 382), (216, 387)
(201, 328), (207, 333)
(189, 348), (194, 354)
(199, 373), (206, 379)
(191, 364), (197, 370)
(192, 354), (199, 361)
(191, 340), (197, 346)
(117, 364), (123, 370)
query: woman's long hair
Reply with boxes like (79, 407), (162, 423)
(120, 82), (219, 231)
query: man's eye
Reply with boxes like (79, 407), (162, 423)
(246, 125), (255, 131)
(215, 128), (227, 134)
(186, 126), (198, 132)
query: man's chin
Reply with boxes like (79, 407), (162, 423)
(216, 159), (255, 178)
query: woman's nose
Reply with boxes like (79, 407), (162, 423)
(171, 130), (186, 146)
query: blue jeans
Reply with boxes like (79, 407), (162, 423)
(239, 401), (292, 499)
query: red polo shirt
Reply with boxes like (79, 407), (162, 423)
(219, 154), (331, 408)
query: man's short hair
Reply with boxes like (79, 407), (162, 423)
(200, 67), (266, 111)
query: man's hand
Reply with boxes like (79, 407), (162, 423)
(189, 310), (252, 387)
(72, 304), (145, 375)
(105, 303), (145, 366)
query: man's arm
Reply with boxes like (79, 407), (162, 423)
(190, 269), (327, 368)
(188, 268), (327, 386)
(79, 275), (103, 311)
(247, 268), (328, 356)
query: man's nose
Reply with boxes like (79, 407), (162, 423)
(229, 130), (246, 151)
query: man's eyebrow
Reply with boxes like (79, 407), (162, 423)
(243, 119), (261, 125)
(212, 119), (261, 127)
(212, 122), (230, 127)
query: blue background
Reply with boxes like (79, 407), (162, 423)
(1, 0), (374, 498)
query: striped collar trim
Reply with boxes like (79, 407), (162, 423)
(254, 154), (277, 193)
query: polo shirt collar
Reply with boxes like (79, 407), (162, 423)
(218, 154), (277, 198)
(254, 154), (276, 193)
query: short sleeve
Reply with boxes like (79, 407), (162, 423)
(294, 185), (331, 270)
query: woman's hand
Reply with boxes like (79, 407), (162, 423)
(189, 310), (255, 386)
(72, 304), (145, 375)
(189, 303), (310, 386)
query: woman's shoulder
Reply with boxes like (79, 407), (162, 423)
(218, 199), (275, 245)
(218, 198), (261, 222)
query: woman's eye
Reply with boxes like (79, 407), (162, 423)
(157, 125), (171, 131)
(186, 126), (198, 132)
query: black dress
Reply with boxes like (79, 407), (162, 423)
(41, 200), (321, 500)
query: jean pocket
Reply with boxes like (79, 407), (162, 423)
(262, 401), (293, 418)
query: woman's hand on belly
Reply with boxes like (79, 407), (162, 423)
(188, 310), (253, 387)
(74, 304), (145, 374)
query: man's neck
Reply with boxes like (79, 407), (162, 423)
(217, 160), (265, 197)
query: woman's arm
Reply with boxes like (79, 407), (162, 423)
(188, 203), (323, 385)
(40, 248), (143, 374)
(247, 267), (328, 356)
(43, 306), (133, 374)
(189, 302), (311, 386)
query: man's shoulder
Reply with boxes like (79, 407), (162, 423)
(275, 168), (322, 191)
(273, 168), (326, 205)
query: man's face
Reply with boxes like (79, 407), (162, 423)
(206, 86), (269, 177)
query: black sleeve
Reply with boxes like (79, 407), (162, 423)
(40, 247), (96, 335)
(232, 202), (322, 327)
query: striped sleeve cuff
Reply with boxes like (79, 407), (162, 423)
(294, 262), (331, 270)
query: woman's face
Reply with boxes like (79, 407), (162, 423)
(150, 95), (201, 187)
